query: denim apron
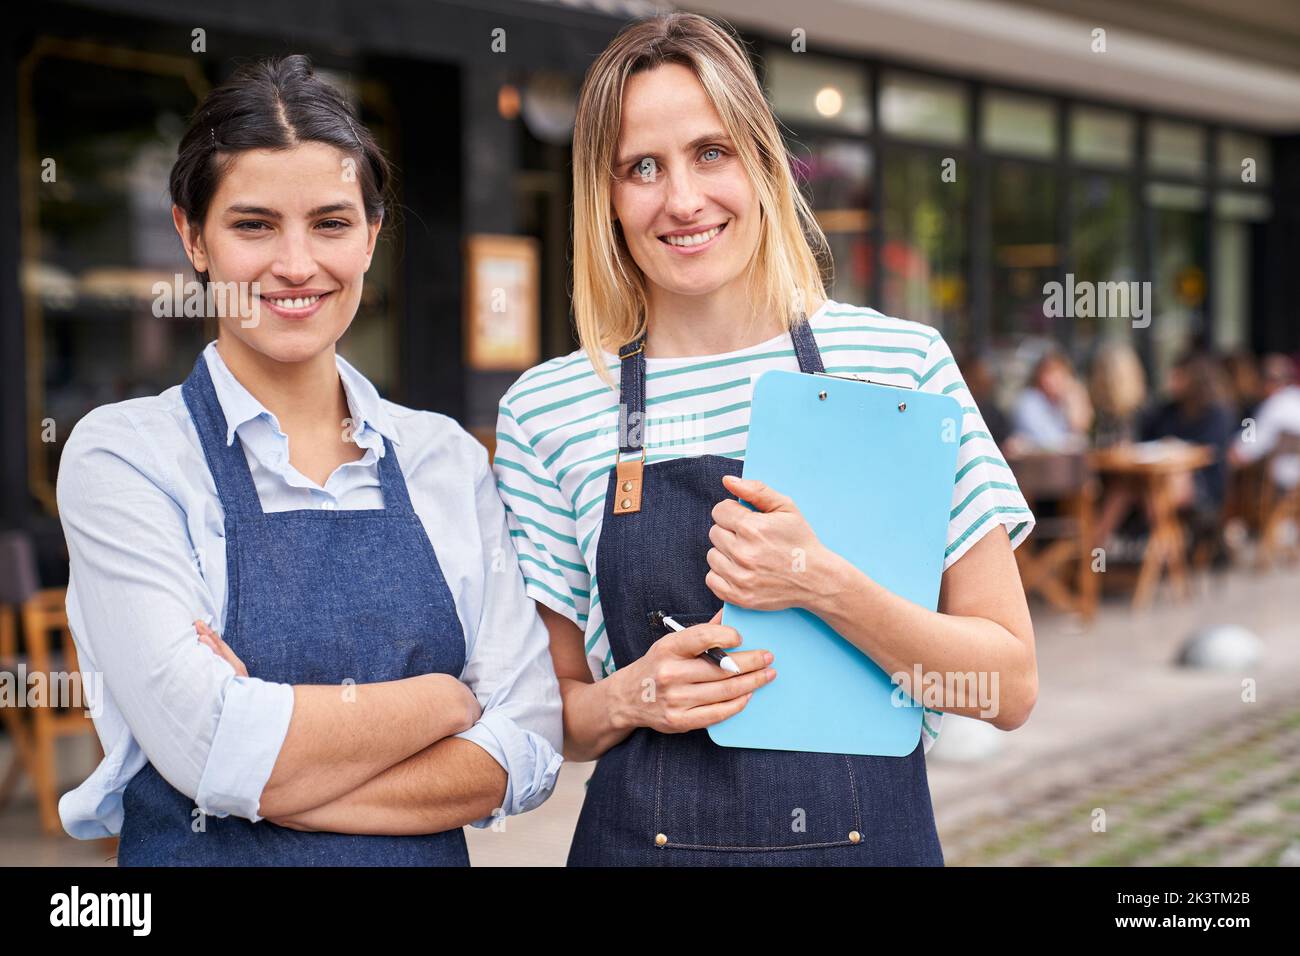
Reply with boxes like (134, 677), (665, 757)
(117, 354), (470, 866)
(567, 319), (945, 866)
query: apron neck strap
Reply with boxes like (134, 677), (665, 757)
(181, 354), (264, 516)
(182, 353), (417, 517)
(617, 314), (825, 455)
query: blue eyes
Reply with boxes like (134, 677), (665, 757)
(625, 146), (727, 182)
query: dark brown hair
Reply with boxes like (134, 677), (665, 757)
(169, 54), (393, 285)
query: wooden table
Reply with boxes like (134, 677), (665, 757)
(1089, 442), (1215, 609)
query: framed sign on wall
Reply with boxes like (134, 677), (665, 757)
(464, 233), (541, 371)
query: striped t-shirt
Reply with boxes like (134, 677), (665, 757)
(493, 299), (1035, 753)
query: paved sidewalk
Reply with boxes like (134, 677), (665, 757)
(925, 562), (1300, 867)
(2, 563), (1296, 866)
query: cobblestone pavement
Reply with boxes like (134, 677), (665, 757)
(939, 694), (1300, 866)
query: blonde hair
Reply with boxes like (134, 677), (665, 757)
(571, 12), (831, 386)
(1088, 341), (1147, 418)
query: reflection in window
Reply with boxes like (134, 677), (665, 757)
(765, 50), (870, 134)
(1070, 173), (1136, 355)
(1148, 120), (1206, 179)
(982, 91), (1056, 158)
(25, 51), (208, 513)
(879, 71), (967, 145)
(789, 138), (873, 307)
(990, 161), (1059, 347)
(1071, 106), (1133, 168)
(881, 148), (968, 345)
(1146, 182), (1208, 385)
(1213, 192), (1271, 352)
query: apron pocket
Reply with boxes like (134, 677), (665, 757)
(651, 731), (866, 852)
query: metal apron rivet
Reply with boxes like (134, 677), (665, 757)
(655, 833), (668, 847)
(622, 480), (633, 492)
(849, 830), (862, 843)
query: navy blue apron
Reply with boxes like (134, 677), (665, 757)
(117, 354), (470, 866)
(567, 318), (945, 866)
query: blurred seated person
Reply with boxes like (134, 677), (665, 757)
(1091, 350), (1235, 553)
(957, 349), (1011, 446)
(1140, 351), (1237, 509)
(1221, 351), (1264, 424)
(1088, 341), (1147, 448)
(1008, 349), (1093, 454)
(1229, 353), (1300, 492)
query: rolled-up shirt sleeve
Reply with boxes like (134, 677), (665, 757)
(56, 407), (294, 824)
(453, 437), (564, 828)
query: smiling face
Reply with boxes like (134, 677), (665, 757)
(175, 141), (381, 365)
(611, 63), (761, 302)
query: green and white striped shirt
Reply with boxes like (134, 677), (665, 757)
(493, 299), (1035, 752)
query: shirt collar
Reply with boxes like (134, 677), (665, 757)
(200, 341), (400, 451)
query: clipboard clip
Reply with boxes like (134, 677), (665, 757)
(812, 371), (911, 389)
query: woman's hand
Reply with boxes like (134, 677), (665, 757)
(705, 475), (835, 612)
(194, 619), (247, 677)
(610, 610), (775, 734)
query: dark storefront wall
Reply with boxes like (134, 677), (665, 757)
(2, 0), (625, 577)
(4, 0), (1299, 580)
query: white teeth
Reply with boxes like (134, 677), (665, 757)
(268, 295), (320, 308)
(663, 225), (723, 247)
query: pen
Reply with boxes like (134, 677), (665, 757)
(650, 610), (741, 674)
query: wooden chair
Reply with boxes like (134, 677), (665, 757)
(1006, 451), (1099, 620)
(1258, 432), (1300, 568)
(0, 531), (99, 835)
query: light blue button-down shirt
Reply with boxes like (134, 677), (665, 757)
(56, 341), (564, 839)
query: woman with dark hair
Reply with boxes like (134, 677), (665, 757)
(56, 55), (562, 866)
(1140, 350), (1237, 511)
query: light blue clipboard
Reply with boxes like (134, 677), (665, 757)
(707, 369), (961, 757)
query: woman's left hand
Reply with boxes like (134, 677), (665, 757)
(706, 475), (834, 612)
(194, 619), (248, 677)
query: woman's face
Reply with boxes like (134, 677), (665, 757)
(610, 63), (760, 301)
(175, 141), (381, 365)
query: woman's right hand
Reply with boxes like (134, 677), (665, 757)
(611, 612), (776, 734)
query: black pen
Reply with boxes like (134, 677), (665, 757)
(650, 610), (741, 674)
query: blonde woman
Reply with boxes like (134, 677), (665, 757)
(1088, 340), (1147, 447)
(495, 13), (1038, 866)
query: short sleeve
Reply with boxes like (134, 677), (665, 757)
(492, 398), (592, 631)
(918, 333), (1036, 571)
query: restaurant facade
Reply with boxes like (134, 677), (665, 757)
(3, 0), (1298, 578)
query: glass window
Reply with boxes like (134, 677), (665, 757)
(1147, 184), (1208, 386)
(765, 50), (869, 134)
(879, 70), (967, 144)
(1148, 119), (1206, 178)
(789, 138), (874, 307)
(1213, 192), (1271, 352)
(1071, 106), (1134, 167)
(880, 148), (969, 346)
(990, 161), (1060, 347)
(982, 91), (1056, 158)
(1070, 173), (1137, 354)
(24, 49), (208, 514)
(1216, 130), (1270, 185)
